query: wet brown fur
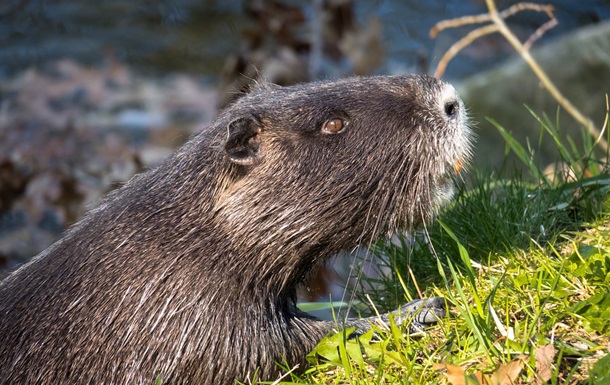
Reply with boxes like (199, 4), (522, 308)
(0, 75), (472, 384)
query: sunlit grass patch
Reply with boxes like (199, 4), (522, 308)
(279, 113), (610, 385)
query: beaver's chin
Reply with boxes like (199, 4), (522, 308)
(432, 175), (456, 212)
(384, 175), (455, 238)
(432, 154), (467, 211)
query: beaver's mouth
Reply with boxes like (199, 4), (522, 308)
(438, 158), (465, 186)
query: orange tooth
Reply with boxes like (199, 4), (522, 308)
(455, 159), (463, 174)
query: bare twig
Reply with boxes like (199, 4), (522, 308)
(433, 24), (498, 78)
(430, 0), (608, 152)
(497, 3), (554, 19)
(430, 13), (492, 37)
(524, 16), (558, 50)
(484, 0), (607, 151)
(431, 3), (554, 37)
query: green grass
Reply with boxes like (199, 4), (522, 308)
(273, 111), (610, 384)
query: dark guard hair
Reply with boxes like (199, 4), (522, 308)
(0, 75), (472, 384)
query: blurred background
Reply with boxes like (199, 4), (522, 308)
(1, 0), (609, 300)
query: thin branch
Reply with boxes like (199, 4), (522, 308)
(433, 24), (498, 78)
(484, 0), (607, 151)
(497, 3), (554, 19)
(431, 3), (554, 38)
(430, 0), (608, 152)
(430, 13), (492, 38)
(524, 17), (558, 50)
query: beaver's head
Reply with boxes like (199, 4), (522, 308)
(212, 75), (472, 286)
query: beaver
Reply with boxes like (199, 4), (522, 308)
(0, 74), (472, 384)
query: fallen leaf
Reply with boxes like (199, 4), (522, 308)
(434, 363), (482, 385)
(435, 357), (526, 385)
(489, 357), (524, 385)
(534, 344), (556, 384)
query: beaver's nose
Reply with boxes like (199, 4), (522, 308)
(444, 98), (460, 120)
(437, 80), (463, 123)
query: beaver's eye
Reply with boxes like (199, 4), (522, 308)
(321, 118), (347, 134)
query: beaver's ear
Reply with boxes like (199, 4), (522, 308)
(224, 115), (264, 166)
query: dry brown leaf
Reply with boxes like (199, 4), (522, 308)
(434, 363), (482, 385)
(534, 344), (556, 384)
(435, 356), (526, 385)
(488, 357), (525, 385)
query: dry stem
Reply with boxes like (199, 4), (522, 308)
(431, 0), (608, 152)
(433, 24), (498, 79)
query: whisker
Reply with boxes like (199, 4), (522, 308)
(343, 137), (420, 317)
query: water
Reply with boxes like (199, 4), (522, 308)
(0, 0), (246, 80)
(1, 0), (609, 81)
